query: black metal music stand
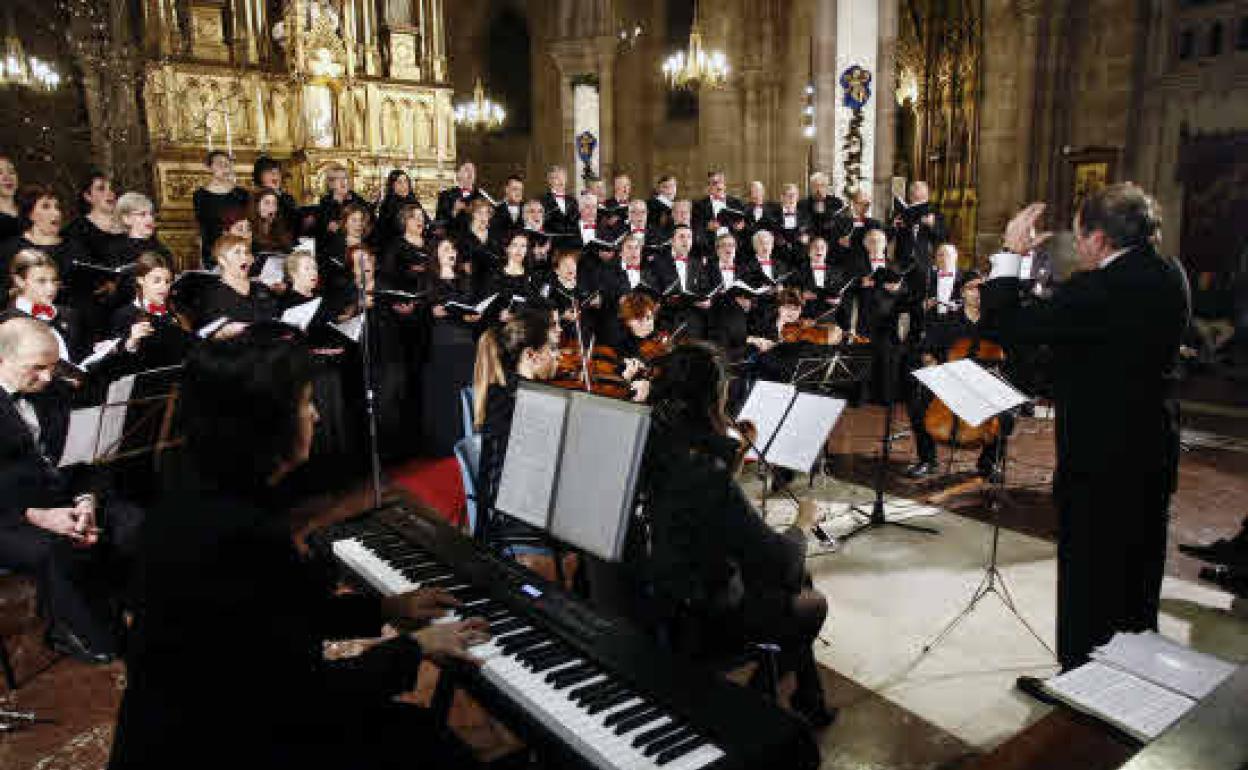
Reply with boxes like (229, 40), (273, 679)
(918, 416), (1054, 658)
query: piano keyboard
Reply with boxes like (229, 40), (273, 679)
(312, 501), (818, 770)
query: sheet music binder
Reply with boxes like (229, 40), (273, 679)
(495, 382), (651, 562)
(735, 380), (846, 472)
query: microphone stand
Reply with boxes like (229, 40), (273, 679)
(356, 267), (384, 509)
(841, 270), (938, 542)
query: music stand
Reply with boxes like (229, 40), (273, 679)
(912, 364), (1054, 659)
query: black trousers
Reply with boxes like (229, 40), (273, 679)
(0, 499), (142, 652)
(1055, 470), (1169, 670)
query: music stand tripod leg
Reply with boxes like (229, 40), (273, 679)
(841, 400), (939, 542)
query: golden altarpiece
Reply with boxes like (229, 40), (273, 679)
(136, 0), (457, 267)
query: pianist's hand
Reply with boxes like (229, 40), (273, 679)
(412, 618), (492, 666)
(382, 587), (461, 622)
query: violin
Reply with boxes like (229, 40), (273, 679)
(728, 418), (759, 475)
(780, 321), (844, 346)
(922, 335), (1006, 447)
(550, 343), (634, 400)
(637, 331), (675, 362)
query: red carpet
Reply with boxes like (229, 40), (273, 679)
(388, 456), (467, 527)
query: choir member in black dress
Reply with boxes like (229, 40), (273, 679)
(434, 161), (483, 236)
(0, 154), (20, 242)
(109, 324), (487, 769)
(314, 163), (369, 254)
(62, 172), (124, 267)
(622, 342), (834, 727)
(540, 165), (579, 235)
(460, 198), (499, 294)
(0, 184), (85, 295)
(374, 169), (423, 254)
(249, 187), (296, 256)
(107, 252), (193, 372)
(419, 238), (481, 457)
(484, 230), (540, 325)
(381, 204), (431, 292)
(5, 250), (86, 362)
(192, 150), (250, 269)
(194, 235), (278, 334)
(319, 202), (372, 310)
(473, 309), (561, 544)
(106, 193), (173, 268)
(488, 174), (526, 244)
(646, 174), (678, 238)
(798, 171), (845, 238)
(829, 190), (883, 276)
(904, 272), (1012, 480)
(251, 155), (302, 237)
(890, 180), (946, 270)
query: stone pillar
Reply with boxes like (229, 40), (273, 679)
(231, 0), (258, 65)
(358, 0), (381, 76)
(830, 0), (879, 198)
(811, 0), (838, 181)
(548, 36), (617, 193)
(872, 0), (899, 210)
(425, 0), (449, 82)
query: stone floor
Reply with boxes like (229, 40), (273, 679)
(2, 399), (1246, 770)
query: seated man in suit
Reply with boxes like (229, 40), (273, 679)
(0, 316), (142, 662)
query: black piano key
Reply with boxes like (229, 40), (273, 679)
(490, 618), (526, 636)
(529, 650), (577, 673)
(571, 679), (619, 704)
(499, 632), (547, 654)
(579, 682), (628, 709)
(633, 721), (686, 749)
(643, 726), (699, 757)
(514, 642), (559, 665)
(614, 708), (665, 735)
(656, 736), (709, 766)
(604, 702), (652, 727)
(420, 575), (460, 588)
(547, 663), (596, 686)
(587, 689), (634, 715)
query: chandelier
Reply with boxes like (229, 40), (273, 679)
(454, 78), (506, 132)
(1, 10), (60, 92)
(661, 2), (729, 91)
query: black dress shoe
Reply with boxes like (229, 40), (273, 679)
(791, 690), (838, 729)
(46, 626), (115, 665)
(1014, 675), (1059, 705)
(905, 461), (936, 479)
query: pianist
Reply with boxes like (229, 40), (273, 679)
(110, 323), (490, 770)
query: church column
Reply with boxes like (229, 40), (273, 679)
(872, 0), (899, 208)
(810, 0), (838, 180)
(358, 0), (381, 76)
(548, 36), (617, 193)
(143, 0), (181, 57)
(231, 0), (258, 65)
(424, 0), (448, 82)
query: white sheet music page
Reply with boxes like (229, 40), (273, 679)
(59, 407), (102, 467)
(912, 359), (1028, 427)
(735, 380), (795, 460)
(495, 386), (569, 530)
(280, 297), (323, 332)
(258, 255), (286, 287)
(1043, 661), (1194, 742)
(549, 393), (650, 561)
(1091, 631), (1236, 700)
(330, 313), (365, 343)
(765, 393), (847, 472)
(97, 374), (137, 458)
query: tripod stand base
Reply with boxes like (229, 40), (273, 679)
(919, 563), (1055, 658)
(840, 502), (939, 543)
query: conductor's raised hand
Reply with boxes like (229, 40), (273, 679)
(1002, 202), (1052, 255)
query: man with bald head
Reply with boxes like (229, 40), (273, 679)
(830, 189), (884, 275)
(891, 180), (946, 269)
(0, 317), (142, 664)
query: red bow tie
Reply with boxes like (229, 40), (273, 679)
(784, 209), (795, 215)
(584, 224), (595, 230)
(460, 188), (472, 196)
(632, 228), (645, 234)
(712, 195), (725, 202)
(146, 303), (167, 315)
(31, 303), (56, 321)
(938, 271), (954, 278)
(554, 193), (565, 199)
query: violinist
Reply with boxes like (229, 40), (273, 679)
(472, 309), (560, 543)
(904, 272), (1012, 481)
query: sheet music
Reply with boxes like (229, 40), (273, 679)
(97, 374), (136, 458)
(912, 359), (1028, 427)
(626, 268), (641, 289)
(198, 317), (229, 339)
(1044, 661), (1193, 742)
(59, 407), (101, 467)
(736, 380), (796, 460)
(330, 313), (365, 343)
(258, 255), (287, 287)
(764, 393), (846, 472)
(549, 393), (650, 562)
(1092, 632), (1236, 701)
(280, 297), (323, 332)
(81, 338), (120, 369)
(446, 293), (499, 315)
(297, 237), (316, 257)
(675, 259), (688, 291)
(813, 266), (826, 288)
(495, 385), (569, 530)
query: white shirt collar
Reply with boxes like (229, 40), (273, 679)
(1098, 247), (1131, 270)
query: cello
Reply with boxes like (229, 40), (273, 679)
(922, 335), (1006, 447)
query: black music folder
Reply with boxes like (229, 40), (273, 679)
(495, 382), (651, 562)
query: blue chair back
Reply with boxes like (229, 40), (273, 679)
(453, 434), (482, 537)
(459, 386), (475, 439)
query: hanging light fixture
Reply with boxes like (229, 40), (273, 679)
(453, 77), (506, 132)
(661, 1), (730, 91)
(0, 7), (60, 92)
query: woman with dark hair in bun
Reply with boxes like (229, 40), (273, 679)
(110, 323), (489, 769)
(0, 184), (87, 294)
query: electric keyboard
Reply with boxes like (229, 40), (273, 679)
(309, 499), (820, 770)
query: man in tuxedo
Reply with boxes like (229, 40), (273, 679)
(830, 191), (884, 276)
(488, 174), (526, 244)
(0, 317), (142, 663)
(744, 181), (780, 237)
(891, 180), (946, 269)
(776, 184), (814, 257)
(434, 161), (483, 235)
(692, 170), (747, 243)
(646, 174), (678, 236)
(799, 172), (845, 238)
(541, 165), (579, 235)
(600, 172), (633, 232)
(984, 185), (1189, 676)
(602, 199), (651, 244)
